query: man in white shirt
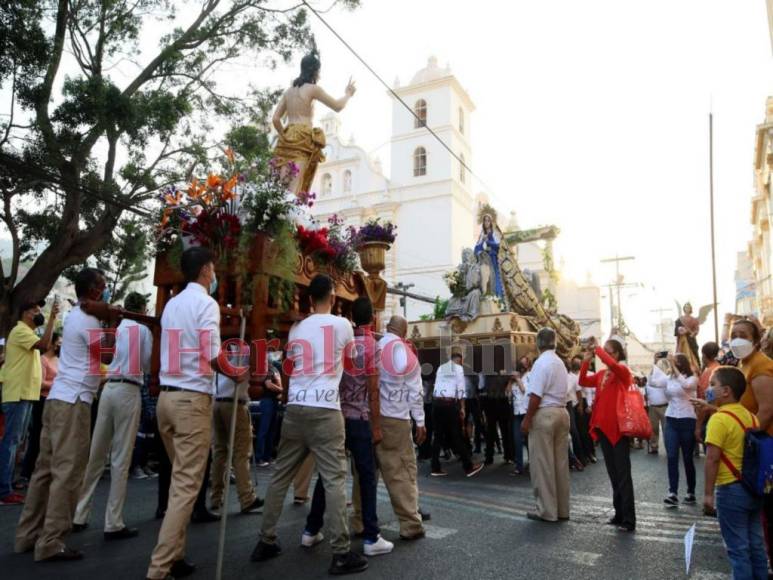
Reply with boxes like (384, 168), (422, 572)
(16, 268), (116, 562)
(521, 327), (571, 522)
(252, 274), (368, 576)
(147, 247), (248, 580)
(372, 315), (427, 540)
(73, 292), (153, 541)
(431, 353), (484, 477)
(646, 354), (670, 454)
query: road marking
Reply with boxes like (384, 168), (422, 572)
(381, 522), (458, 539)
(558, 550), (602, 567)
(691, 571), (730, 579)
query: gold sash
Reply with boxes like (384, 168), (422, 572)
(272, 124), (326, 195)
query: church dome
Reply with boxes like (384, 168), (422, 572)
(410, 56), (450, 85)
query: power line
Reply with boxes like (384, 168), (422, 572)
(301, 0), (506, 208)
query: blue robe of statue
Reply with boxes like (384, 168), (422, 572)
(474, 230), (504, 299)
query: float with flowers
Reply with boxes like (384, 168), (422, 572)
(153, 148), (395, 342)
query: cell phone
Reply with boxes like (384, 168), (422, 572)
(655, 351), (669, 359)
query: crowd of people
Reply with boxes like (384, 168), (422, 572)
(0, 246), (771, 579)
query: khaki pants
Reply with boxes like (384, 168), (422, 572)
(260, 406), (349, 554)
(293, 455), (315, 499)
(528, 406), (570, 521)
(648, 404), (667, 450)
(372, 417), (423, 537)
(147, 391), (212, 579)
(210, 400), (256, 510)
(15, 399), (91, 560)
(74, 382), (142, 532)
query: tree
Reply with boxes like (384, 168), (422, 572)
(0, 0), (358, 333)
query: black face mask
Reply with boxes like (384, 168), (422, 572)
(32, 313), (45, 327)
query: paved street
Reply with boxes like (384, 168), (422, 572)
(0, 448), (729, 580)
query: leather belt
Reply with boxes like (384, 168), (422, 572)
(215, 397), (247, 404)
(106, 378), (143, 388)
(434, 397), (459, 405)
(160, 385), (208, 395)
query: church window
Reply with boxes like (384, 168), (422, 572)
(413, 147), (427, 177)
(459, 107), (465, 134)
(414, 99), (427, 128)
(343, 170), (352, 193)
(322, 173), (333, 195)
(459, 153), (466, 184)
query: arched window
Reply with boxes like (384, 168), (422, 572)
(343, 170), (352, 193)
(322, 173), (332, 195)
(459, 153), (466, 184)
(414, 99), (427, 128)
(413, 147), (427, 177)
(459, 107), (465, 135)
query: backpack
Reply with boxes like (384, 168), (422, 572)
(718, 409), (773, 497)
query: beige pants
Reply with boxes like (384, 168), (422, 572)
(528, 406), (571, 521)
(15, 399), (91, 560)
(146, 391), (212, 579)
(74, 381), (142, 532)
(293, 455), (315, 499)
(372, 416), (423, 537)
(260, 406), (350, 554)
(648, 404), (667, 450)
(210, 400), (256, 510)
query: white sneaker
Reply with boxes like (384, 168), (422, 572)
(300, 531), (324, 548)
(363, 535), (394, 557)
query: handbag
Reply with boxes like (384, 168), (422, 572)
(617, 384), (653, 440)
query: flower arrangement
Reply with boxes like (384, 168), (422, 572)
(351, 217), (397, 247)
(443, 269), (465, 298)
(295, 214), (359, 275)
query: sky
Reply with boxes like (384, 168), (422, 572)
(5, 0), (772, 343)
(273, 0), (773, 342)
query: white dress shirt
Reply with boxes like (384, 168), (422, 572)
(645, 366), (669, 406)
(526, 349), (568, 408)
(433, 360), (466, 399)
(159, 282), (221, 395)
(512, 378), (529, 415)
(566, 372), (581, 406)
(377, 333), (425, 427)
(286, 313), (354, 411)
(106, 319), (153, 384)
(49, 306), (104, 404)
(649, 365), (697, 419)
(213, 349), (250, 401)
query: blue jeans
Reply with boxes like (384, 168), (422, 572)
(664, 416), (696, 495)
(306, 418), (380, 542)
(255, 397), (277, 463)
(716, 483), (768, 580)
(512, 414), (527, 470)
(0, 401), (33, 498)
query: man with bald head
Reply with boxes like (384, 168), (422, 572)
(373, 315), (427, 540)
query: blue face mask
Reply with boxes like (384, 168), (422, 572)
(102, 288), (112, 303)
(209, 272), (218, 296)
(705, 387), (715, 404)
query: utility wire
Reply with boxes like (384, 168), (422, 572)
(301, 0), (507, 208)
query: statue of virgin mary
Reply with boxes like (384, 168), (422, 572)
(474, 210), (504, 300)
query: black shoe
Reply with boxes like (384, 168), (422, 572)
(39, 547), (84, 562)
(683, 494), (697, 505)
(616, 524), (636, 533)
(250, 540), (282, 562)
(191, 508), (220, 523)
(606, 517), (622, 526)
(329, 551), (368, 575)
(155, 508), (166, 520)
(484, 457), (494, 466)
(663, 494), (679, 508)
(170, 559), (196, 578)
(419, 507), (431, 522)
(104, 527), (138, 541)
(71, 522), (88, 533)
(465, 463), (485, 478)
(241, 497), (265, 514)
(399, 530), (426, 541)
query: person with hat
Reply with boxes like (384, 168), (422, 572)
(0, 298), (59, 505)
(72, 291), (153, 539)
(521, 327), (571, 523)
(579, 334), (637, 532)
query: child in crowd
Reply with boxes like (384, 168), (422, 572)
(703, 366), (767, 580)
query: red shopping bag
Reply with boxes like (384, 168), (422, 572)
(617, 385), (652, 439)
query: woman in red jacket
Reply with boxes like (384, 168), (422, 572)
(579, 336), (636, 532)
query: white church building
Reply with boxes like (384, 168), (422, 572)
(311, 56), (479, 319)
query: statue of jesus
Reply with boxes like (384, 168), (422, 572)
(674, 302), (701, 371)
(271, 52), (356, 195)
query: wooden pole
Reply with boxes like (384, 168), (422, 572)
(709, 112), (720, 342)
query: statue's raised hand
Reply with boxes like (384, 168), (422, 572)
(345, 77), (357, 97)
